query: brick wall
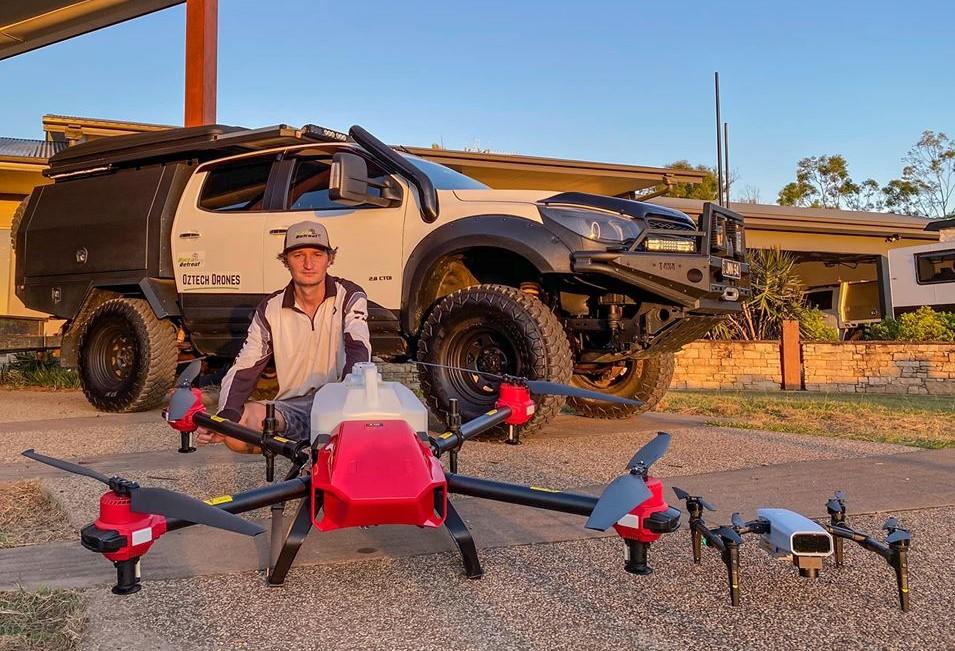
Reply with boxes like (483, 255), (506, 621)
(377, 342), (955, 395)
(671, 341), (781, 391)
(802, 342), (955, 395)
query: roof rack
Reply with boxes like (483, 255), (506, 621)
(45, 123), (348, 179)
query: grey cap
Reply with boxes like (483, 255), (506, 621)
(283, 221), (333, 254)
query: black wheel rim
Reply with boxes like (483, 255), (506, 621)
(573, 360), (641, 394)
(445, 326), (521, 407)
(84, 315), (139, 393)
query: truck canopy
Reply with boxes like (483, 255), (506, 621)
(45, 123), (347, 179)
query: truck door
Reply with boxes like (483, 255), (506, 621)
(171, 154), (274, 356)
(262, 154), (406, 305)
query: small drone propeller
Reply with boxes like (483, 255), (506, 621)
(22, 449), (262, 537)
(672, 486), (716, 512)
(414, 361), (643, 406)
(714, 525), (744, 545)
(731, 512), (746, 529)
(585, 433), (670, 531)
(166, 360), (203, 421)
(826, 490), (847, 515)
(882, 516), (911, 544)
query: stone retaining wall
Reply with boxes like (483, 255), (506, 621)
(802, 342), (955, 395)
(671, 341), (781, 391)
(378, 342), (955, 395)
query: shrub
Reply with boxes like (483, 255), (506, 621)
(799, 307), (839, 341)
(0, 353), (80, 389)
(864, 306), (955, 341)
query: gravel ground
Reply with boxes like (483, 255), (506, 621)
(77, 508), (953, 651)
(1, 420), (178, 465)
(0, 389), (95, 422)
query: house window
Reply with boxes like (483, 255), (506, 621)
(916, 250), (955, 284)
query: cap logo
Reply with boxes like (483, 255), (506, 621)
(296, 228), (318, 239)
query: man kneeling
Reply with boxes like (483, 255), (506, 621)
(197, 221), (371, 451)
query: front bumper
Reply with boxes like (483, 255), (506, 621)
(572, 251), (750, 314)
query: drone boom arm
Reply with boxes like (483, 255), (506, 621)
(431, 407), (513, 455)
(447, 473), (597, 516)
(162, 477), (309, 533)
(192, 412), (309, 466)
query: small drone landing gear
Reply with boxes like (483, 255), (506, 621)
(444, 502), (484, 579)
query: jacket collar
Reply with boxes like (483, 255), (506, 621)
(281, 275), (336, 309)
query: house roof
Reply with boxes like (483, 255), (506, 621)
(0, 137), (67, 162)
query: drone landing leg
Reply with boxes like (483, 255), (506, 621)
(267, 494), (315, 586)
(444, 501), (483, 579)
(892, 544), (910, 612)
(624, 540), (653, 575)
(269, 502), (285, 569)
(112, 558), (142, 595)
(723, 542), (741, 606)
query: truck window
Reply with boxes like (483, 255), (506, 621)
(287, 158), (389, 211)
(805, 290), (833, 310)
(916, 250), (955, 284)
(198, 157), (274, 211)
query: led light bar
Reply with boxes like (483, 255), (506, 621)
(645, 237), (696, 253)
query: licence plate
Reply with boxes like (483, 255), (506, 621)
(722, 259), (741, 279)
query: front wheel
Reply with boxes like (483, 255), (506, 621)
(567, 354), (675, 419)
(78, 298), (178, 412)
(416, 284), (573, 436)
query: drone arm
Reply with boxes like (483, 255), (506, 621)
(824, 524), (891, 559)
(163, 476), (309, 533)
(431, 407), (513, 455)
(192, 412), (309, 466)
(446, 473), (597, 517)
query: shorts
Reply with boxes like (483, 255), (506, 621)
(265, 390), (317, 442)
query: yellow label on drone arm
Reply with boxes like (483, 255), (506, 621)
(209, 415), (226, 422)
(272, 436), (291, 444)
(530, 486), (561, 493)
(204, 495), (233, 506)
(438, 431), (455, 440)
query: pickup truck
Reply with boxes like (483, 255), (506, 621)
(13, 123), (750, 433)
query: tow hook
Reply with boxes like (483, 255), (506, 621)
(721, 287), (740, 302)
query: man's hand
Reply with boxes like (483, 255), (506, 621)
(195, 426), (225, 445)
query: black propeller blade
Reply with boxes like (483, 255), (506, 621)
(826, 490), (847, 514)
(672, 486), (716, 511)
(524, 379), (642, 406)
(21, 449), (263, 537)
(886, 529), (912, 545)
(585, 473), (652, 531)
(883, 516), (899, 532)
(715, 525), (744, 544)
(731, 512), (746, 529)
(130, 487), (263, 537)
(627, 433), (671, 472)
(22, 449), (111, 484)
(414, 361), (643, 406)
(166, 360), (204, 421)
(176, 359), (203, 387)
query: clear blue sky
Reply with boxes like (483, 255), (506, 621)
(2, 0), (953, 202)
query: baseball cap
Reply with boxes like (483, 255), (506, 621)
(283, 221), (333, 254)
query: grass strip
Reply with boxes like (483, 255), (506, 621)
(659, 390), (955, 449)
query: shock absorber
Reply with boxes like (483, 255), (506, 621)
(519, 281), (541, 297)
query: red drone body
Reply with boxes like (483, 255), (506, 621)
(86, 492), (167, 562)
(495, 383), (536, 425)
(311, 419), (448, 531)
(614, 477), (669, 543)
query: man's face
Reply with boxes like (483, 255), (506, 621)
(286, 247), (333, 288)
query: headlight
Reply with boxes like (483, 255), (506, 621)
(541, 208), (641, 244)
(645, 236), (696, 253)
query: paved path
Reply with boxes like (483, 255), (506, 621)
(3, 447), (950, 592)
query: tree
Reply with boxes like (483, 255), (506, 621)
(887, 130), (955, 218)
(736, 185), (762, 204)
(776, 155), (882, 210)
(659, 160), (719, 200)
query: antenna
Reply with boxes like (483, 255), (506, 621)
(724, 121), (730, 204)
(714, 72), (724, 206)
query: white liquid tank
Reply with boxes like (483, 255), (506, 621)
(310, 362), (429, 442)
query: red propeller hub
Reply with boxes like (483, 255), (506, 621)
(613, 477), (678, 543)
(81, 491), (167, 562)
(166, 389), (205, 433)
(496, 383), (535, 426)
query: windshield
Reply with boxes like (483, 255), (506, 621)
(402, 155), (488, 190)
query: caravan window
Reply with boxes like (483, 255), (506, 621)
(916, 249), (955, 284)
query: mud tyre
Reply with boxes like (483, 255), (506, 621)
(568, 354), (675, 419)
(416, 284), (573, 436)
(78, 298), (178, 412)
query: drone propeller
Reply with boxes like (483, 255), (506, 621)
(414, 361), (643, 406)
(882, 516), (899, 532)
(882, 516), (911, 544)
(166, 359), (204, 421)
(584, 433), (670, 531)
(22, 449), (262, 537)
(714, 525), (744, 545)
(826, 490), (847, 515)
(672, 486), (716, 512)
(731, 512), (746, 529)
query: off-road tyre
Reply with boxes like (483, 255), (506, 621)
(78, 297), (178, 412)
(568, 354), (675, 419)
(417, 284), (573, 436)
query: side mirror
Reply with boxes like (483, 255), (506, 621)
(329, 152), (399, 208)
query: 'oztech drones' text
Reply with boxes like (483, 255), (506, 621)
(181, 273), (242, 288)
